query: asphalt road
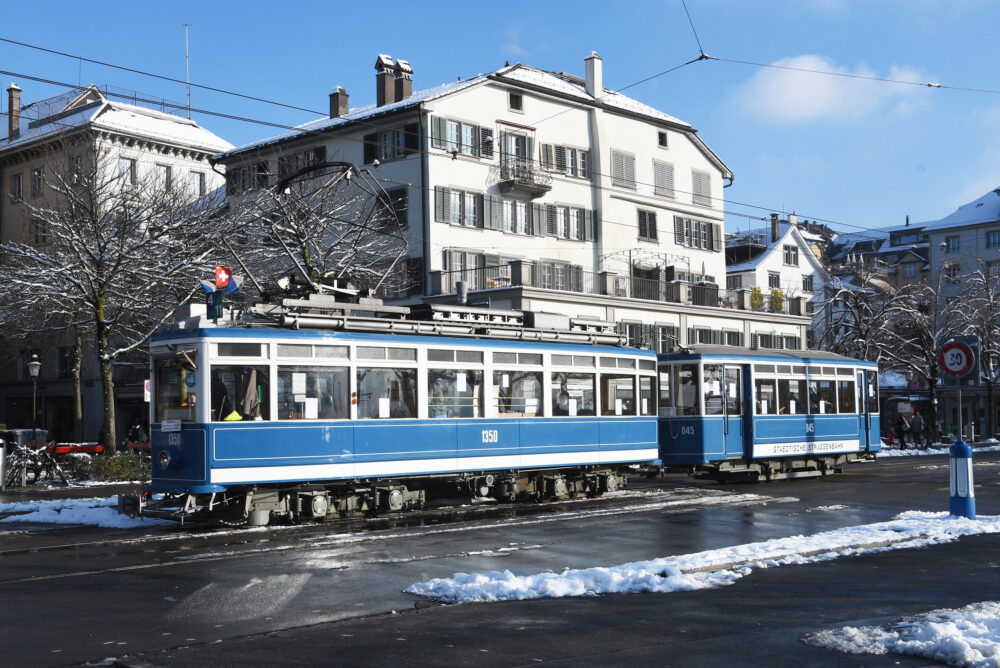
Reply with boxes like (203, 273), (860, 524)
(1, 452), (997, 667)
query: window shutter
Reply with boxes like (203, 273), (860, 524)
(541, 143), (555, 170)
(571, 265), (583, 292)
(434, 186), (450, 223)
(584, 209), (594, 241)
(487, 195), (503, 230)
(612, 150), (625, 185)
(624, 154), (635, 188)
(526, 137), (534, 162)
(674, 216), (684, 245)
(555, 145), (567, 173)
(687, 327), (695, 345)
(638, 211), (648, 239)
(431, 116), (447, 150)
(485, 253), (500, 268)
(649, 212), (658, 240)
(480, 127), (494, 159)
(712, 223), (722, 252)
(404, 123), (420, 154)
(692, 169), (711, 206)
(531, 203), (544, 236)
(711, 330), (722, 345)
(476, 194), (485, 228)
(654, 160), (674, 198)
(546, 204), (557, 236)
(363, 133), (378, 164)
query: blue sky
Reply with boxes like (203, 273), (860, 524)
(3, 0), (998, 237)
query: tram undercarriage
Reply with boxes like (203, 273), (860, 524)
(683, 452), (876, 482)
(119, 466), (629, 527)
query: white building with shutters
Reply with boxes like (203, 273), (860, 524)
(215, 53), (810, 352)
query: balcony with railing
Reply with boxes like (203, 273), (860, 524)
(492, 156), (552, 198)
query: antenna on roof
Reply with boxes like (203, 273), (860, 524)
(182, 23), (191, 119)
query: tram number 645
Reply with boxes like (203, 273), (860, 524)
(481, 429), (499, 443)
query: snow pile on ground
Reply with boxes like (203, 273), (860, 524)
(405, 512), (1000, 604)
(0, 496), (169, 528)
(805, 601), (1000, 667)
(880, 443), (1000, 458)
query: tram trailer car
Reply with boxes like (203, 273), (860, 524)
(123, 326), (660, 525)
(657, 347), (880, 481)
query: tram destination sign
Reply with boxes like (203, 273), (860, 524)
(939, 338), (978, 380)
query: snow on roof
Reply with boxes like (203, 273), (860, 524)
(221, 62), (702, 160)
(919, 187), (1000, 231)
(725, 222), (798, 273)
(2, 86), (232, 154)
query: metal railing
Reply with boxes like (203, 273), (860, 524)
(495, 157), (553, 192)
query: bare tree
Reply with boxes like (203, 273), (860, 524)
(0, 148), (224, 450)
(224, 162), (409, 299)
(814, 266), (899, 362)
(956, 261), (1000, 438)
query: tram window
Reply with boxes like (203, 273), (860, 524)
(552, 355), (573, 366)
(600, 358), (616, 368)
(807, 366), (821, 375)
(600, 374), (636, 416)
(388, 348), (417, 361)
(793, 365), (805, 374)
(519, 353), (542, 365)
(724, 368), (741, 415)
(574, 356), (595, 367)
(428, 369), (483, 418)
(822, 367), (836, 375)
(658, 368), (673, 413)
(809, 380), (836, 414)
(357, 367), (417, 419)
(703, 365), (724, 415)
(776, 365), (791, 374)
(428, 349), (454, 362)
(551, 372), (596, 416)
(639, 376), (655, 415)
(493, 370), (544, 417)
(837, 380), (856, 413)
(315, 345), (349, 359)
(277, 344), (313, 358)
(211, 365), (270, 421)
(674, 364), (700, 416)
(754, 364), (775, 373)
(866, 370), (879, 405)
(755, 379), (777, 415)
(778, 378), (807, 415)
(837, 367), (853, 376)
(217, 343), (263, 358)
(639, 359), (656, 371)
(457, 350), (483, 364)
(617, 358), (636, 369)
(358, 346), (386, 360)
(154, 357), (197, 422)
(494, 352), (516, 364)
(277, 366), (348, 420)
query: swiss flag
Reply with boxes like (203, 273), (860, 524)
(215, 265), (233, 288)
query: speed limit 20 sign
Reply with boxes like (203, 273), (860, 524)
(940, 340), (976, 378)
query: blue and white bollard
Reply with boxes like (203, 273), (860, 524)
(949, 440), (976, 519)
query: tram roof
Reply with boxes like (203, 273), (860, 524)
(658, 346), (877, 367)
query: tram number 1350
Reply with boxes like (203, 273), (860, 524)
(481, 429), (499, 443)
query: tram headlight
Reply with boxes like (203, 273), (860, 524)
(158, 450), (172, 471)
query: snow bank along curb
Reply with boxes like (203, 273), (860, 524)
(405, 512), (1000, 604)
(805, 601), (1000, 667)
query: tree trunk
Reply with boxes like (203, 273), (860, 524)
(72, 326), (84, 443)
(95, 304), (116, 455)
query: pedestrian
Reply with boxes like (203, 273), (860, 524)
(894, 414), (909, 449)
(910, 412), (925, 449)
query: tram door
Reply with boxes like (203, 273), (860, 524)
(857, 369), (873, 449)
(722, 365), (746, 457)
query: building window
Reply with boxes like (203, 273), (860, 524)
(727, 275), (742, 290)
(802, 275), (814, 292)
(377, 187), (408, 228)
(189, 171), (206, 197)
(768, 272), (781, 289)
(783, 335), (800, 350)
(32, 219), (49, 245)
(509, 92), (523, 112)
(725, 330), (743, 347)
(989, 261), (1000, 277)
(58, 347), (75, 379)
(119, 157), (137, 185)
(673, 216), (721, 252)
(945, 262), (961, 283)
(611, 150), (636, 189)
(155, 164), (172, 190)
(540, 144), (589, 178)
(783, 245), (799, 266)
(902, 262), (917, 279)
(503, 200), (528, 234)
(945, 235), (960, 252)
(653, 160), (674, 198)
(430, 117), (489, 159)
(10, 172), (23, 200)
(638, 209), (657, 241)
(31, 168), (43, 197)
(657, 131), (668, 148)
(692, 169), (712, 207)
(988, 230), (1000, 249)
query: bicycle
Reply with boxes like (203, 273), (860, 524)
(3, 442), (69, 487)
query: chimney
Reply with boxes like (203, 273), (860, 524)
(329, 86), (349, 118)
(394, 59), (413, 101)
(771, 213), (780, 243)
(905, 214), (910, 227)
(788, 213), (798, 227)
(7, 83), (21, 140)
(375, 54), (396, 107)
(585, 51), (602, 97)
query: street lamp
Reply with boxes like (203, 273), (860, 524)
(27, 354), (41, 441)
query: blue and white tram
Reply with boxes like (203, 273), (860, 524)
(657, 347), (880, 481)
(134, 326), (659, 525)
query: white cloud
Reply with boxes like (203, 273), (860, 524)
(732, 55), (926, 122)
(501, 27), (529, 60)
